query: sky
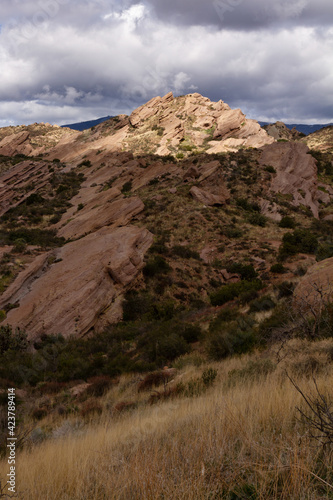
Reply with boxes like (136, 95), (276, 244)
(0, 0), (333, 127)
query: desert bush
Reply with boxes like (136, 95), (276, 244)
(77, 159), (92, 168)
(206, 320), (256, 360)
(85, 376), (114, 397)
(171, 245), (201, 260)
(279, 216), (296, 229)
(227, 262), (257, 280)
(148, 384), (183, 404)
(0, 228), (66, 248)
(80, 399), (103, 417)
(236, 197), (260, 212)
(270, 263), (286, 274)
(316, 242), (333, 262)
(265, 165), (276, 173)
(210, 280), (263, 306)
(122, 292), (153, 321)
(113, 401), (137, 413)
(289, 375), (333, 448)
(121, 181), (132, 193)
(220, 226), (243, 238)
(151, 124), (165, 136)
(32, 407), (48, 420)
(0, 326), (28, 355)
(12, 238), (27, 253)
(202, 368), (217, 387)
(181, 324), (202, 343)
(228, 359), (275, 385)
(143, 256), (171, 278)
(276, 281), (295, 298)
(249, 295), (276, 313)
(247, 212), (267, 227)
(38, 381), (67, 395)
(138, 370), (176, 392)
(279, 229), (318, 260)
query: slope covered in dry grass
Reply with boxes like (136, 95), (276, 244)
(2, 339), (333, 499)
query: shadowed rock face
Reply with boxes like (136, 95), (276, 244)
(0, 226), (153, 340)
(260, 142), (320, 218)
(293, 257), (333, 308)
(263, 122), (303, 141)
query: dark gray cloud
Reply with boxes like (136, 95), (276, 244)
(145, 0), (333, 30)
(0, 0), (332, 126)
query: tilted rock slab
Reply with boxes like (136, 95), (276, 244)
(189, 160), (230, 206)
(293, 257), (333, 308)
(0, 226), (153, 340)
(260, 142), (319, 218)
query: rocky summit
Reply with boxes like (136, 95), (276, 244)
(0, 92), (333, 341)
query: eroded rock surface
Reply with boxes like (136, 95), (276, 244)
(260, 142), (320, 218)
(293, 257), (333, 308)
(0, 226), (153, 340)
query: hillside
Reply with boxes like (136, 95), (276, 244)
(1, 92), (333, 498)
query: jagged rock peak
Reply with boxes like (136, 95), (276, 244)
(126, 92), (274, 155)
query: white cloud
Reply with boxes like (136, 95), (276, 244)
(0, 1), (332, 125)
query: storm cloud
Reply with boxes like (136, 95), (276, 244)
(0, 0), (332, 126)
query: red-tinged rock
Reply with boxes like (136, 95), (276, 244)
(0, 226), (153, 340)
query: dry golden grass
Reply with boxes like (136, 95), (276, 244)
(2, 342), (333, 499)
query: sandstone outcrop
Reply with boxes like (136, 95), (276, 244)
(259, 142), (320, 218)
(304, 126), (333, 152)
(0, 93), (274, 165)
(189, 160), (230, 206)
(0, 226), (153, 340)
(263, 121), (303, 141)
(293, 257), (333, 308)
(0, 131), (33, 156)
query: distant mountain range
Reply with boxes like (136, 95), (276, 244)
(62, 116), (112, 131)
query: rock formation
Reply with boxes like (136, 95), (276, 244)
(260, 142), (320, 218)
(0, 226), (153, 340)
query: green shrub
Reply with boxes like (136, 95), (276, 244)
(276, 281), (295, 298)
(270, 263), (286, 274)
(248, 212), (267, 227)
(228, 359), (275, 385)
(181, 324), (202, 343)
(249, 295), (275, 313)
(279, 229), (318, 260)
(206, 323), (256, 360)
(265, 165), (276, 173)
(210, 280), (263, 306)
(202, 368), (217, 387)
(220, 226), (243, 238)
(0, 228), (65, 249)
(122, 292), (153, 321)
(227, 262), (257, 280)
(171, 245), (201, 260)
(121, 181), (132, 193)
(279, 216), (296, 229)
(78, 160), (92, 168)
(12, 238), (27, 253)
(236, 198), (260, 212)
(316, 243), (333, 262)
(143, 256), (171, 278)
(0, 326), (28, 355)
